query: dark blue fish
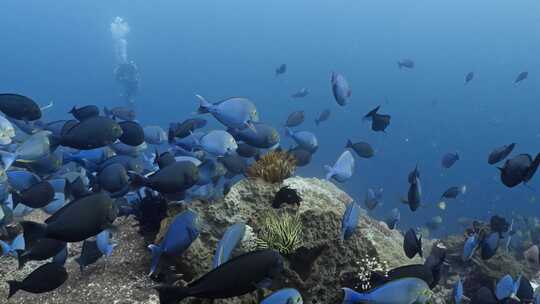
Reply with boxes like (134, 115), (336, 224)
(275, 64), (287, 76)
(342, 278), (429, 303)
(514, 71), (528, 85)
(481, 232), (500, 260)
(495, 274), (519, 301)
(488, 143), (515, 165)
(290, 88), (309, 99)
(462, 234), (478, 261)
(148, 209), (200, 276)
(465, 72), (474, 85)
(385, 208), (400, 230)
(441, 152), (459, 169)
(397, 59), (415, 69)
(212, 223), (246, 269)
(453, 277), (468, 304)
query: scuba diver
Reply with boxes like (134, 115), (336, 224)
(114, 60), (140, 107)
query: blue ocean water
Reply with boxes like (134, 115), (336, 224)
(1, 0), (540, 236)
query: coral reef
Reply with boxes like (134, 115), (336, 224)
(255, 210), (303, 255)
(245, 150), (296, 183)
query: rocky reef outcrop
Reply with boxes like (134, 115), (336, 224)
(160, 177), (425, 304)
(0, 176), (438, 303)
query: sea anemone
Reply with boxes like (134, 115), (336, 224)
(246, 150), (296, 183)
(255, 210), (302, 255)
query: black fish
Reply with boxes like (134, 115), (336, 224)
(397, 59), (415, 69)
(168, 118), (207, 141)
(272, 186), (302, 208)
(423, 243), (447, 288)
(99, 155), (144, 174)
(16, 238), (66, 269)
(346, 140), (374, 158)
(69, 105), (99, 121)
(98, 163), (130, 197)
(364, 106), (390, 132)
(155, 151), (176, 169)
(315, 109), (330, 126)
(275, 64), (287, 76)
(61, 116), (123, 150)
(0, 93), (41, 121)
(288, 146), (312, 167)
(369, 264), (434, 291)
(60, 119), (78, 137)
(218, 154), (247, 178)
(118, 121), (145, 146)
(488, 143), (515, 165)
(516, 276), (534, 303)
(465, 72), (474, 85)
(236, 143), (259, 158)
(407, 166), (421, 212)
(134, 190), (168, 237)
(12, 181), (55, 209)
(21, 193), (117, 242)
(285, 111), (304, 127)
(471, 287), (498, 304)
(514, 71), (528, 85)
(156, 249), (283, 304)
(290, 88), (309, 99)
(403, 229), (423, 259)
(498, 153), (540, 188)
(7, 262), (68, 298)
(75, 239), (103, 273)
(440, 186), (462, 199)
(132, 161), (199, 194)
(65, 176), (92, 200)
(490, 215), (510, 236)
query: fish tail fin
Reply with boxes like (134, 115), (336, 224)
(103, 107), (111, 118)
(397, 61), (402, 69)
(16, 250), (27, 269)
(19, 221), (47, 243)
(0, 240), (10, 256)
(345, 139), (353, 149)
(52, 245), (68, 266)
(315, 118), (320, 126)
(11, 191), (23, 209)
(40, 100), (54, 111)
(284, 127), (293, 138)
(155, 285), (189, 304)
(341, 287), (368, 304)
(7, 281), (21, 299)
(324, 165), (334, 180)
(0, 151), (16, 171)
(148, 244), (163, 276)
(195, 94), (211, 114)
